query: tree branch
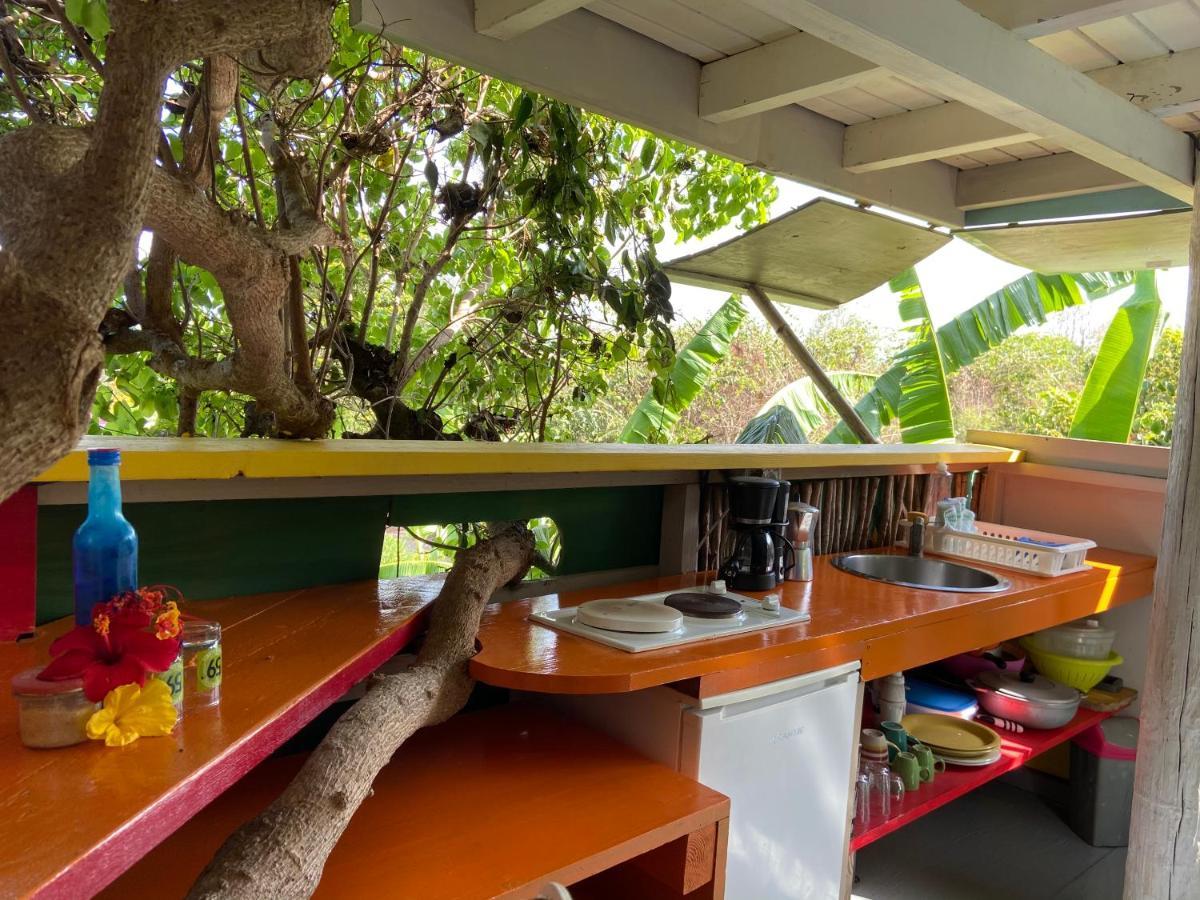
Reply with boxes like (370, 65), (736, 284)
(188, 525), (536, 899)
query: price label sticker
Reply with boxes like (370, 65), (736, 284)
(156, 659), (184, 705)
(196, 646), (223, 691)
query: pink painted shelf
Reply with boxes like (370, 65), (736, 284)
(0, 577), (439, 899)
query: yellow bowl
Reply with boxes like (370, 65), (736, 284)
(1019, 640), (1123, 692)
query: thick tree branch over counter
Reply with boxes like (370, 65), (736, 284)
(188, 525), (537, 899)
(0, 0), (337, 503)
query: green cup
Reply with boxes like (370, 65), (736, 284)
(880, 720), (908, 755)
(893, 751), (921, 792)
(911, 742), (946, 783)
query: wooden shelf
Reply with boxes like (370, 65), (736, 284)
(102, 704), (731, 900)
(33, 436), (1020, 483)
(851, 707), (1113, 851)
(0, 577), (442, 899)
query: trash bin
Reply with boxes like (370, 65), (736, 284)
(1069, 716), (1138, 847)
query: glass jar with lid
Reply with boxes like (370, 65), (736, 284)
(11, 666), (98, 749)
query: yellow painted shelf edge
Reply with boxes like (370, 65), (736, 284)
(33, 436), (1022, 482)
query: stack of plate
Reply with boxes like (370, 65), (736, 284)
(901, 713), (1002, 767)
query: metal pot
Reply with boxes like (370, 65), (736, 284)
(969, 671), (1080, 729)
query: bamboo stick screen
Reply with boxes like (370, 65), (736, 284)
(697, 469), (988, 572)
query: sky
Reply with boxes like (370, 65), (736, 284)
(661, 178), (1190, 339)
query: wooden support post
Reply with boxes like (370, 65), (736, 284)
(746, 285), (879, 444)
(1124, 181), (1200, 899)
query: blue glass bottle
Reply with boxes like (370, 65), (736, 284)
(73, 449), (138, 625)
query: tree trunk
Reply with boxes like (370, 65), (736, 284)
(1123, 181), (1200, 899)
(188, 525), (537, 899)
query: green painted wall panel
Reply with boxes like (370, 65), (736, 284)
(37, 497), (389, 623)
(35, 485), (664, 623)
(389, 485), (662, 576)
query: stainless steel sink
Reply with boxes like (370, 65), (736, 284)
(832, 553), (1010, 593)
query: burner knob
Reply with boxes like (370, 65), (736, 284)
(761, 593), (781, 612)
(710, 579), (727, 594)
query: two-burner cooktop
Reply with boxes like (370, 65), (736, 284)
(529, 587), (810, 653)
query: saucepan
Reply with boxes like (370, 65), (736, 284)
(968, 670), (1080, 730)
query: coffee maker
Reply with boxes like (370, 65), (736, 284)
(719, 476), (793, 590)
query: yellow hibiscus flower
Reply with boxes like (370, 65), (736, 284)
(86, 680), (178, 747)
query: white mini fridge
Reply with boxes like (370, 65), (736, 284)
(539, 661), (861, 899)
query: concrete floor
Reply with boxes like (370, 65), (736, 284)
(852, 780), (1125, 900)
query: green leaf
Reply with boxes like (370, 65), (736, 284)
(1069, 270), (1163, 442)
(620, 295), (747, 443)
(876, 268), (955, 444)
(737, 406), (808, 444)
(512, 93), (534, 128)
(639, 139), (656, 171)
(824, 270), (1136, 443)
(748, 371), (879, 439)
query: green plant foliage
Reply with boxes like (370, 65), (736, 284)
(1131, 326), (1181, 446)
(822, 271), (1136, 444)
(737, 371), (878, 444)
(890, 268), (954, 443)
(737, 406), (807, 444)
(2, 5), (777, 442)
(620, 296), (747, 442)
(1069, 270), (1163, 442)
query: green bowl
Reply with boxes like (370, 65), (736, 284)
(1019, 639), (1122, 692)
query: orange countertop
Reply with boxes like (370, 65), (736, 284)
(470, 549), (1156, 695)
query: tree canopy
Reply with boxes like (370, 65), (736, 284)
(0, 0), (775, 456)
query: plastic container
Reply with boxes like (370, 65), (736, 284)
(1026, 618), (1116, 660)
(905, 676), (978, 719)
(11, 667), (98, 749)
(182, 620), (222, 708)
(927, 521), (1095, 577)
(154, 649), (185, 710)
(1020, 639), (1123, 692)
(73, 448), (138, 624)
(1070, 717), (1138, 846)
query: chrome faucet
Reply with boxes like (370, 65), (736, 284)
(907, 512), (927, 557)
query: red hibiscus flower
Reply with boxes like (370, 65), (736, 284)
(40, 616), (181, 703)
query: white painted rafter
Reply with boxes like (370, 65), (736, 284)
(352, 0), (964, 226)
(743, 0), (1195, 201)
(845, 47), (1200, 173)
(956, 152), (1136, 209)
(699, 32), (879, 124)
(473, 0), (586, 40)
(697, 0), (1171, 124)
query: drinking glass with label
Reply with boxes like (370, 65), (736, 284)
(182, 620), (222, 708)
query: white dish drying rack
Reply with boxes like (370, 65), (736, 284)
(927, 522), (1095, 577)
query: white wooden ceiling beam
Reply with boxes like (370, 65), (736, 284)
(956, 153), (1136, 209)
(474, 0), (587, 40)
(845, 47), (1200, 173)
(699, 32), (879, 123)
(698, 0), (1168, 124)
(352, 0), (964, 226)
(744, 0), (1195, 202)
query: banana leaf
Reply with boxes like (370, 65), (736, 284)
(737, 406), (808, 444)
(737, 371), (879, 444)
(620, 295), (747, 442)
(823, 271), (1137, 444)
(891, 268), (955, 443)
(1069, 270), (1163, 442)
